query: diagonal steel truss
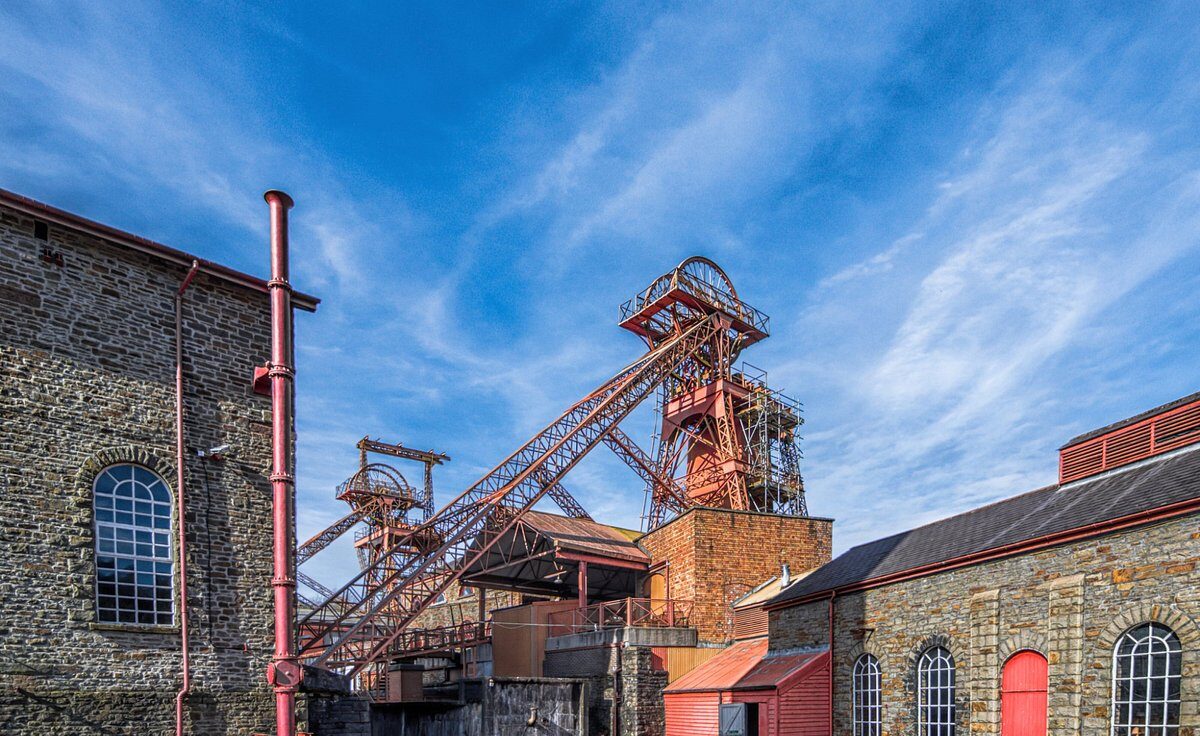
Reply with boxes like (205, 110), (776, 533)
(297, 316), (723, 675)
(542, 477), (593, 521)
(297, 510), (365, 565)
(602, 426), (690, 516)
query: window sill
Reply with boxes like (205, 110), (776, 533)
(89, 622), (180, 635)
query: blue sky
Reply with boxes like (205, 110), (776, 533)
(5, 2), (1200, 592)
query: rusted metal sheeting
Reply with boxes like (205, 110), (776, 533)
(522, 510), (649, 563)
(663, 639), (767, 693)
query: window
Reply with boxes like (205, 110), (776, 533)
(461, 586), (475, 598)
(853, 654), (882, 736)
(93, 464), (174, 625)
(917, 646), (956, 736)
(1112, 623), (1182, 736)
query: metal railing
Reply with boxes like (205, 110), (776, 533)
(546, 598), (693, 637)
(619, 270), (770, 335)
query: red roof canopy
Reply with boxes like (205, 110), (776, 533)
(664, 639), (827, 694)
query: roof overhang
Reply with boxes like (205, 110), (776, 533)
(0, 187), (320, 311)
(766, 494), (1200, 611)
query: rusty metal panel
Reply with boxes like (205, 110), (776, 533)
(665, 640), (768, 693)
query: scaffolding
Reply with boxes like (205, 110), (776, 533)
(736, 363), (806, 517)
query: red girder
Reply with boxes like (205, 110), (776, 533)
(539, 472), (592, 521)
(601, 427), (690, 514)
(298, 316), (721, 674)
(297, 509), (365, 564)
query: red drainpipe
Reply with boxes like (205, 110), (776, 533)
(175, 259), (200, 736)
(264, 190), (299, 736)
(827, 590), (835, 735)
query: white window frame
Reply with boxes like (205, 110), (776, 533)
(1111, 622), (1182, 736)
(917, 646), (956, 736)
(853, 653), (882, 736)
(93, 463), (175, 626)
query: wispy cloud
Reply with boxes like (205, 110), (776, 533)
(795, 65), (1200, 548)
(4, 1), (1200, 592)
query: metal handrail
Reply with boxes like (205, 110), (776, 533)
(546, 597), (693, 637)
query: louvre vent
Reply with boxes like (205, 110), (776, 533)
(1060, 396), (1200, 483)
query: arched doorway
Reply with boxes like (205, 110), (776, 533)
(1001, 650), (1047, 736)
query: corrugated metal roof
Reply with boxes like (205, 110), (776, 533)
(735, 650), (824, 691)
(522, 510), (649, 564)
(664, 640), (766, 693)
(664, 639), (827, 693)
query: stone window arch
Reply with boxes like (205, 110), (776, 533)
(92, 462), (175, 625)
(75, 447), (177, 627)
(907, 635), (964, 736)
(917, 645), (957, 736)
(853, 652), (883, 736)
(1110, 622), (1181, 736)
(1097, 603), (1200, 733)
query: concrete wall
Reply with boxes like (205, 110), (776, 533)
(639, 508), (832, 644)
(0, 202), (280, 733)
(769, 512), (1200, 735)
(366, 678), (586, 736)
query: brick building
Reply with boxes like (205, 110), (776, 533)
(0, 189), (317, 734)
(742, 393), (1200, 736)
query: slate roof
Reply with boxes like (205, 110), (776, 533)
(770, 443), (1200, 607)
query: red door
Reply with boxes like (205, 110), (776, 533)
(1001, 650), (1047, 736)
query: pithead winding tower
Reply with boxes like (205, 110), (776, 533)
(296, 256), (808, 693)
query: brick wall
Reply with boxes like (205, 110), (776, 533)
(769, 512), (1200, 735)
(0, 202), (284, 733)
(640, 508), (832, 644)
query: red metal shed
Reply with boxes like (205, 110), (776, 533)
(663, 639), (830, 736)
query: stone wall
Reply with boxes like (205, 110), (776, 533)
(639, 508), (832, 644)
(0, 202), (286, 733)
(769, 512), (1200, 735)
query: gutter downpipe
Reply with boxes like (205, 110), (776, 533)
(265, 190), (299, 736)
(828, 590), (835, 736)
(175, 259), (201, 736)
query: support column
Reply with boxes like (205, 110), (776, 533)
(578, 561), (589, 607)
(969, 588), (1001, 735)
(1048, 574), (1085, 735)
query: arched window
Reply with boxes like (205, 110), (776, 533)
(1111, 623), (1182, 736)
(917, 646), (956, 736)
(93, 464), (174, 625)
(852, 653), (882, 736)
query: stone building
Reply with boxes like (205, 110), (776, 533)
(0, 188), (318, 734)
(752, 392), (1200, 736)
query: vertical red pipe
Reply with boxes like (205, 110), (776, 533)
(828, 591), (836, 735)
(175, 260), (200, 736)
(265, 190), (298, 736)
